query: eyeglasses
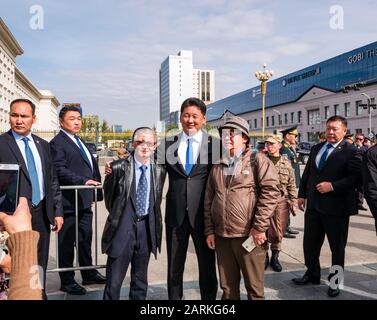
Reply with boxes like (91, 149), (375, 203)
(355, 137), (364, 141)
(134, 140), (155, 148)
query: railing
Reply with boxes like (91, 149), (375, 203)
(47, 185), (106, 273)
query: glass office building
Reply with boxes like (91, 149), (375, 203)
(207, 41), (377, 142)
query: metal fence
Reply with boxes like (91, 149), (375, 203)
(47, 185), (106, 273)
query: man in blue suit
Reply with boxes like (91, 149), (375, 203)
(50, 106), (105, 295)
(101, 127), (166, 300)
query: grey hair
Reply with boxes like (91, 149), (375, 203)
(132, 127), (156, 142)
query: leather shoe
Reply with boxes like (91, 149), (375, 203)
(82, 273), (107, 285)
(327, 287), (340, 297)
(292, 274), (320, 285)
(283, 232), (296, 239)
(60, 282), (87, 295)
(286, 227), (299, 235)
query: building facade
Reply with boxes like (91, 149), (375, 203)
(159, 50), (215, 125)
(207, 41), (377, 143)
(192, 69), (215, 105)
(0, 18), (59, 133)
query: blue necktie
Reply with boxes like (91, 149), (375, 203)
(318, 144), (333, 171)
(185, 138), (194, 175)
(136, 165), (148, 216)
(22, 137), (41, 205)
(74, 135), (92, 171)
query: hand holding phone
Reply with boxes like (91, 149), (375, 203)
(242, 236), (257, 253)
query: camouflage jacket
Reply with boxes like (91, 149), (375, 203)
(272, 156), (298, 207)
(281, 141), (301, 188)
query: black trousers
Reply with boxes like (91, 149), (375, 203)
(103, 218), (151, 300)
(58, 208), (97, 285)
(166, 216), (218, 300)
(31, 200), (50, 299)
(303, 209), (350, 279)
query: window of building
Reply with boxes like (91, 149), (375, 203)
(254, 119), (257, 128)
(334, 104), (339, 116)
(284, 113), (288, 124)
(271, 115), (275, 127)
(248, 120), (252, 130)
(356, 100), (363, 115)
(308, 109), (321, 125)
(344, 102), (350, 117)
(298, 111), (302, 123)
(266, 116), (269, 127)
(291, 112), (294, 123)
(278, 115), (282, 125)
(355, 128), (362, 134)
(324, 106), (329, 119)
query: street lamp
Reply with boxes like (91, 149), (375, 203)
(255, 63), (274, 139)
(360, 93), (377, 139)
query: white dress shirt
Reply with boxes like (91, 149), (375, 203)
(12, 130), (45, 199)
(315, 139), (343, 168)
(178, 130), (203, 168)
(60, 129), (93, 169)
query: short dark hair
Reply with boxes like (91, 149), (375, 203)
(355, 132), (365, 138)
(326, 115), (347, 127)
(180, 97), (206, 116)
(132, 127), (155, 142)
(10, 99), (36, 115)
(59, 106), (81, 119)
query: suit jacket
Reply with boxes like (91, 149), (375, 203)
(362, 144), (377, 233)
(162, 131), (220, 229)
(298, 139), (362, 216)
(0, 130), (62, 224)
(49, 131), (103, 213)
(101, 154), (166, 256)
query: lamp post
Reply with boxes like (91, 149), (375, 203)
(255, 64), (274, 139)
(360, 93), (377, 139)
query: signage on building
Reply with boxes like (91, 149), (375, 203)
(347, 47), (377, 64)
(252, 88), (261, 98)
(282, 67), (321, 87)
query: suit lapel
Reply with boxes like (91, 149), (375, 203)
(4, 131), (30, 181)
(32, 134), (47, 177)
(325, 140), (346, 164)
(60, 131), (92, 171)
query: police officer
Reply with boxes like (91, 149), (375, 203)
(280, 126), (300, 238)
(265, 134), (297, 272)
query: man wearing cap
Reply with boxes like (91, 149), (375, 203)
(264, 134), (297, 272)
(204, 115), (280, 299)
(280, 126), (300, 238)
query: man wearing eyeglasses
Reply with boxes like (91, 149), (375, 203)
(101, 127), (166, 300)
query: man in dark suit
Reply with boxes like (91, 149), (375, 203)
(293, 116), (362, 297)
(362, 143), (377, 235)
(50, 106), (106, 295)
(0, 99), (63, 299)
(280, 126), (301, 238)
(160, 97), (219, 300)
(102, 127), (166, 300)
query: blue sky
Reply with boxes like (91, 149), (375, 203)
(1, 0), (377, 128)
